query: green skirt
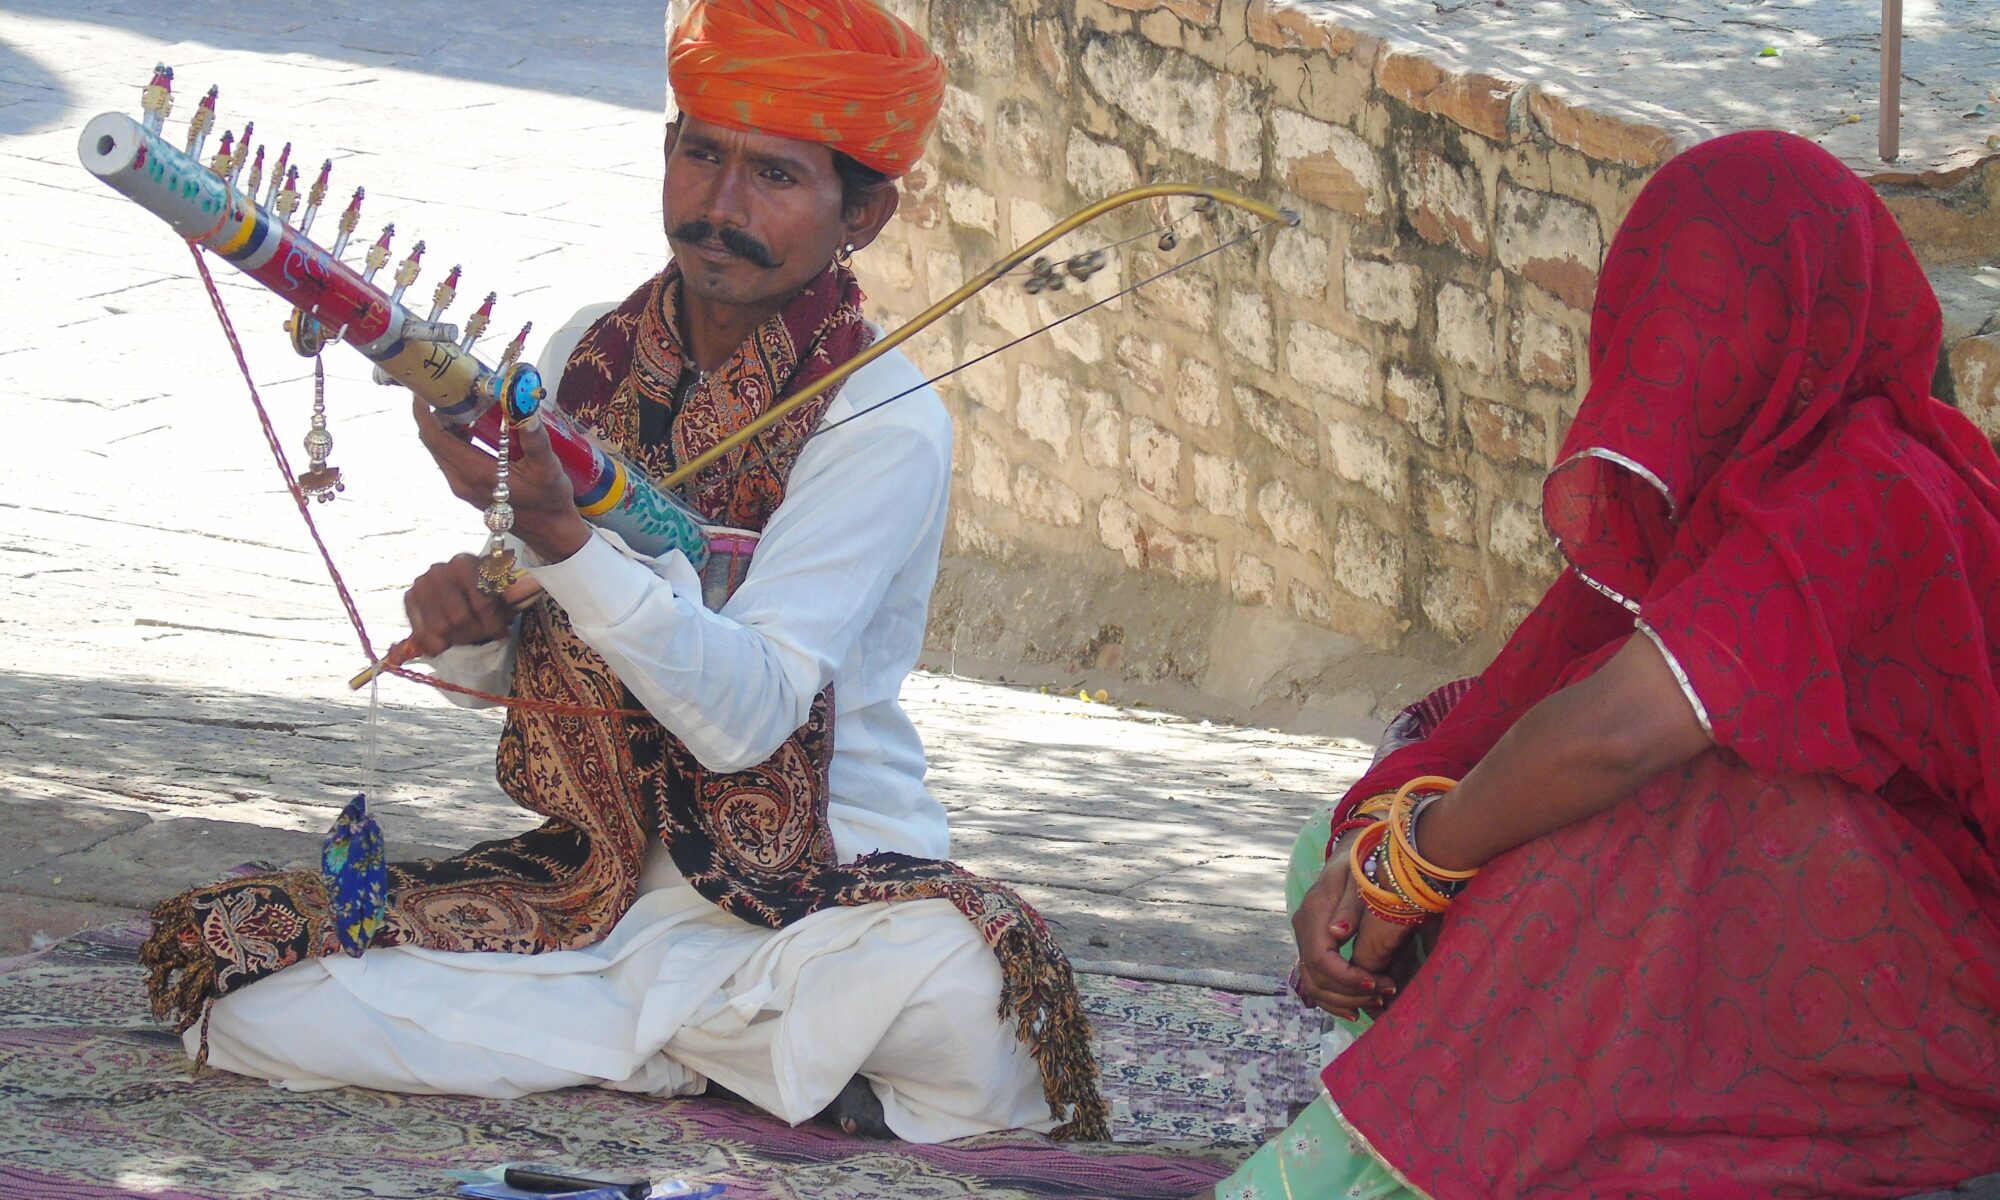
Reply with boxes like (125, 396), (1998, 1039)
(1211, 808), (1421, 1200)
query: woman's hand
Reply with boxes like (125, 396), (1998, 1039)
(411, 397), (591, 564)
(1291, 829), (1400, 1020)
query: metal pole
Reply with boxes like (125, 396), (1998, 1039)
(1880, 0), (1903, 161)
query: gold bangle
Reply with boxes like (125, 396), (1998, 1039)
(1350, 821), (1429, 923)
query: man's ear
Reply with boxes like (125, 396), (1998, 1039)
(842, 184), (901, 256)
(663, 118), (682, 159)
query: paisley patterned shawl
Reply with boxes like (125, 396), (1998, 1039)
(142, 263), (1108, 1139)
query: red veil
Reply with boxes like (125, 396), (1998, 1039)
(1324, 132), (2000, 1197)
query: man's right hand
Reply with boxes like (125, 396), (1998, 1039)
(403, 553), (515, 658)
(1291, 829), (1399, 1021)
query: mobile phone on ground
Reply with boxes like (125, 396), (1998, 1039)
(502, 1165), (652, 1200)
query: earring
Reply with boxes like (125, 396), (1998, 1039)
(835, 242), (856, 268)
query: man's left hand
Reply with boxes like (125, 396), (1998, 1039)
(412, 397), (592, 564)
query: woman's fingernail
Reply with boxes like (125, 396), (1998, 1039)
(1331, 921), (1351, 937)
(1360, 978), (1375, 990)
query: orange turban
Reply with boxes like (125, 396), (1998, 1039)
(669, 0), (945, 178)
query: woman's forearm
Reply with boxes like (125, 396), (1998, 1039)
(1415, 633), (1713, 872)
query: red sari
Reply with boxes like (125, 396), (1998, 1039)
(1325, 131), (2000, 1197)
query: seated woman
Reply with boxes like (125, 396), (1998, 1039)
(1218, 130), (2000, 1198)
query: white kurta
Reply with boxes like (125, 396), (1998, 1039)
(193, 303), (1053, 1142)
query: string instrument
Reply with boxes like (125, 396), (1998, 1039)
(78, 68), (714, 567)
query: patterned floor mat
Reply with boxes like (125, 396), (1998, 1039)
(0, 923), (1316, 1199)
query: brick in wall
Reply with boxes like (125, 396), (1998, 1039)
(1015, 464), (1084, 527)
(1285, 320), (1374, 406)
(1398, 145), (1489, 258)
(1176, 358), (1224, 427)
(1225, 289), (1276, 370)
(1333, 510), (1403, 608)
(1344, 255), (1421, 330)
(1465, 398), (1544, 466)
(1327, 422), (1401, 503)
(1511, 309), (1576, 390)
(1231, 551), (1276, 604)
(1271, 227), (1330, 300)
(1130, 416), (1184, 502)
(1385, 364), (1447, 448)
(1236, 383), (1320, 465)
(1017, 363), (1075, 458)
(1496, 183), (1603, 310)
(1420, 562), (1488, 641)
(1066, 132), (1141, 200)
(1081, 387), (1122, 468)
(1080, 36), (1263, 177)
(1272, 108), (1387, 218)
(1256, 477), (1325, 554)
(1436, 283), (1500, 376)
(1417, 467), (1477, 544)
(1193, 451), (1248, 517)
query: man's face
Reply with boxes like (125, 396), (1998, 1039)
(663, 116), (859, 311)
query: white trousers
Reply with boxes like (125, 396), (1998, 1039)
(190, 849), (1052, 1143)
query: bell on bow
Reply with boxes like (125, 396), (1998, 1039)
(1065, 249), (1108, 283)
(1024, 255), (1065, 295)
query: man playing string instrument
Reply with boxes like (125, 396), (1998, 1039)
(141, 0), (1106, 1143)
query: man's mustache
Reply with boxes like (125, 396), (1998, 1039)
(669, 221), (778, 269)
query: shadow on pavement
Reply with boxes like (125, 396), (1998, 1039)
(2, 0), (666, 109)
(0, 34), (75, 135)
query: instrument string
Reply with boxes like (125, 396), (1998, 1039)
(186, 244), (377, 665)
(691, 221), (1272, 496)
(815, 225), (1264, 447)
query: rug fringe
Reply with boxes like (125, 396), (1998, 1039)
(138, 892), (216, 1069)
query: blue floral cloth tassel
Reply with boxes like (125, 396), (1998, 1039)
(321, 792), (386, 955)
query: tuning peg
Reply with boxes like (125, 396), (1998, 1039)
(498, 321), (532, 369)
(426, 265), (462, 323)
(184, 85), (218, 160)
(227, 121), (254, 188)
(361, 223), (395, 283)
(388, 239), (426, 306)
(263, 141), (292, 210)
(274, 164), (301, 225)
(140, 64), (174, 135)
(243, 144), (267, 204)
(300, 159), (332, 235)
(330, 187), (365, 259)
(459, 291), (497, 352)
(1157, 228), (1179, 252)
(207, 129), (235, 178)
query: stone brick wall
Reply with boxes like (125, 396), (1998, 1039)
(830, 0), (1688, 723)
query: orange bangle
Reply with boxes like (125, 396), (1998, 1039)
(1387, 777), (1478, 884)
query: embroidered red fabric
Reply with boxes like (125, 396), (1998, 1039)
(1324, 131), (2000, 1196)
